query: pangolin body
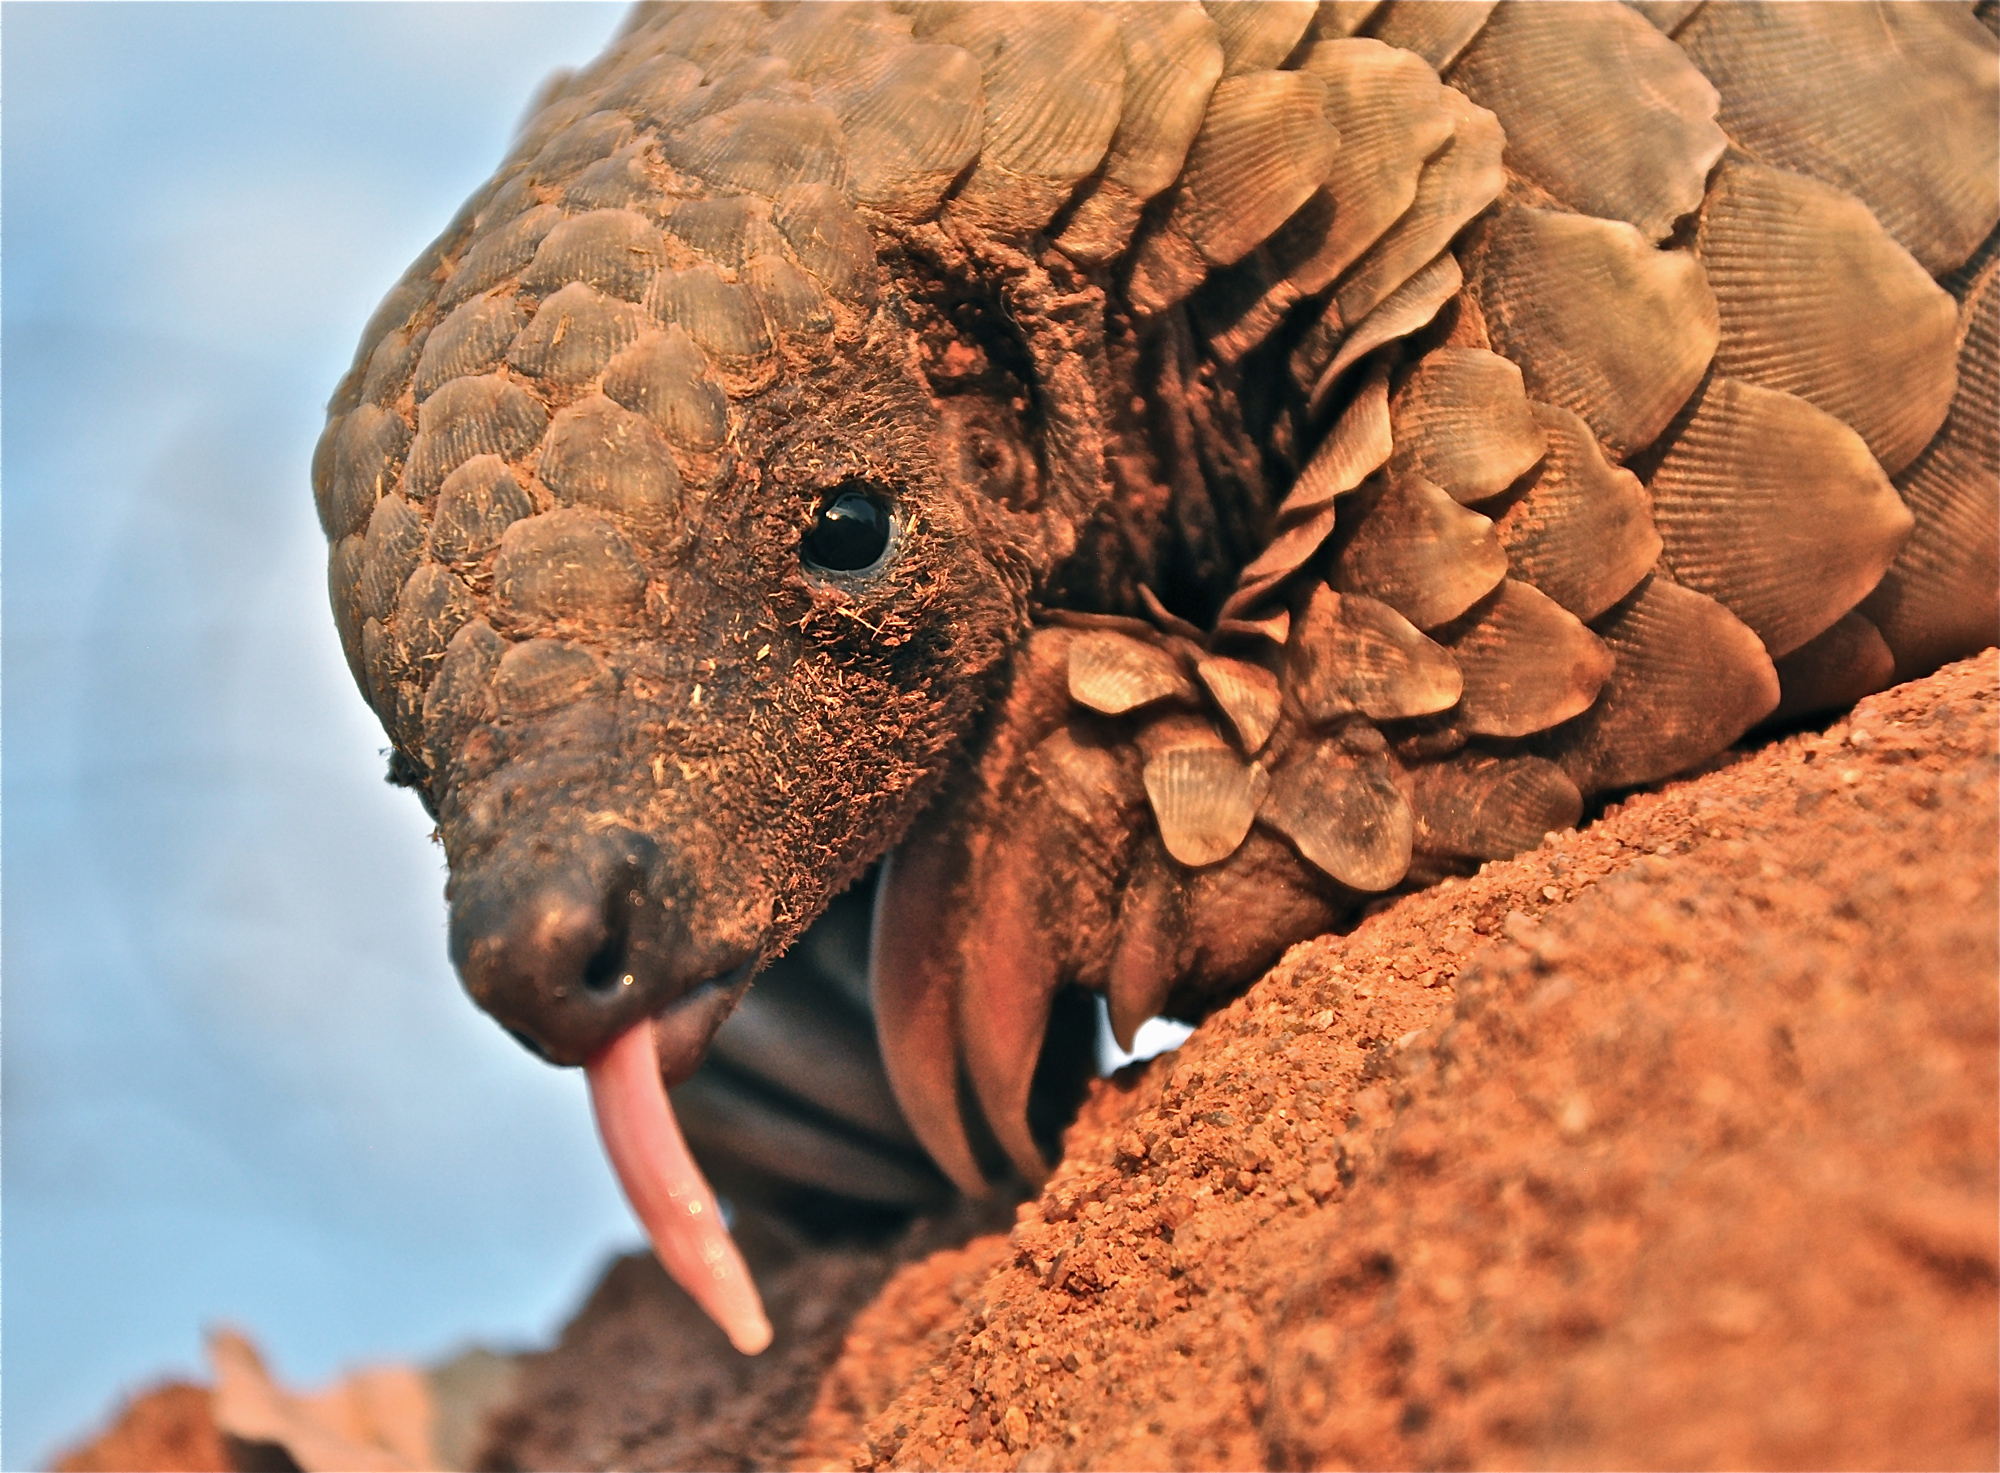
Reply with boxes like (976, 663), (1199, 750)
(317, 0), (2000, 1347)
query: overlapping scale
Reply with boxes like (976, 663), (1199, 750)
(1489, 401), (1661, 622)
(439, 205), (562, 311)
(1170, 70), (1341, 270)
(1696, 158), (1960, 476)
(359, 494), (426, 624)
(327, 535), (367, 680)
(1140, 716), (1269, 868)
(421, 620), (504, 773)
(491, 508), (650, 631)
(773, 183), (880, 310)
(1306, 250), (1465, 411)
(663, 195), (789, 269)
(1332, 87), (1502, 328)
(660, 99), (850, 197)
(393, 563), (477, 672)
(1068, 630), (1200, 715)
(1204, 0), (1317, 74)
(765, 2), (914, 84)
(320, 405), (410, 539)
(1268, 37), (1456, 302)
(1056, 3), (1224, 265)
(1448, 1), (1725, 242)
(929, 5), (1127, 238)
(1221, 362), (1392, 620)
(539, 394), (687, 521)
(1311, 1), (1383, 41)
(429, 457), (533, 569)
(596, 51), (705, 133)
(1437, 578), (1615, 738)
(1768, 611), (1897, 725)
(506, 283), (649, 390)
(1389, 346), (1545, 504)
(1360, 0), (1497, 71)
(745, 254), (834, 343)
(1675, 0), (2000, 277)
(1259, 736), (1414, 892)
(493, 637), (613, 718)
(1862, 258), (2000, 677)
(1548, 573), (1778, 794)
(601, 328), (730, 452)
(1195, 654), (1282, 753)
(1462, 205), (1719, 459)
(646, 266), (777, 385)
(356, 325), (422, 410)
(1622, 0), (1705, 35)
(828, 42), (986, 221)
(1330, 471), (1508, 629)
(632, 6), (773, 74)
(1649, 375), (1913, 658)
(520, 209), (667, 304)
(1287, 584), (1463, 723)
(1409, 752), (1582, 863)
(414, 294), (528, 402)
(403, 376), (548, 501)
(564, 143), (658, 214)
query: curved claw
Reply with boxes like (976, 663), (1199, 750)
(1106, 831), (1189, 1052)
(958, 727), (1143, 1184)
(870, 824), (990, 1198)
(954, 825), (1064, 1187)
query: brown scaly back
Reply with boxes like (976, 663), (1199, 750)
(318, 3), (1999, 1231)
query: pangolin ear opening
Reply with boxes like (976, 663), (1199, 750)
(908, 254), (1115, 588)
(918, 290), (1048, 516)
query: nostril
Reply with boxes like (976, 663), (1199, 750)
(581, 931), (633, 994)
(581, 871), (639, 995)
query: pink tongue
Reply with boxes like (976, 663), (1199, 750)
(585, 1021), (773, 1354)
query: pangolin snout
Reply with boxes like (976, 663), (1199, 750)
(448, 827), (754, 1068)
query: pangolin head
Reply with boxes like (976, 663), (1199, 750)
(316, 27), (1095, 1077)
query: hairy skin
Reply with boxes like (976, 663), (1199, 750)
(320, 1), (1999, 1344)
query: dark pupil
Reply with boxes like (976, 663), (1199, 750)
(802, 490), (891, 572)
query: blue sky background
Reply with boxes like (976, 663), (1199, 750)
(2, 6), (634, 1464)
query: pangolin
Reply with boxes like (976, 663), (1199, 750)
(315, 0), (2000, 1353)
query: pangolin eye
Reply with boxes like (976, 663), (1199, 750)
(801, 486), (893, 574)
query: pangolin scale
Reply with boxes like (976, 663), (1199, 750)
(316, 0), (2000, 1348)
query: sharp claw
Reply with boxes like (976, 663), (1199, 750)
(870, 830), (991, 1197)
(1107, 833), (1186, 1052)
(956, 835), (1062, 1186)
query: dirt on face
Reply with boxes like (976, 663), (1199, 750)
(51, 653), (1999, 1472)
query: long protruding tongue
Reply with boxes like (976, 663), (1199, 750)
(585, 1021), (773, 1354)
